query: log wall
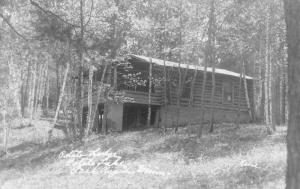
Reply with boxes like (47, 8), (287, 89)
(160, 105), (251, 128)
(82, 59), (254, 129)
(161, 69), (253, 112)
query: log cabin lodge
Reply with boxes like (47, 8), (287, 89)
(82, 54), (254, 132)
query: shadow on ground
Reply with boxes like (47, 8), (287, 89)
(131, 124), (286, 161)
(0, 122), (287, 189)
(72, 123), (287, 166)
(0, 139), (76, 172)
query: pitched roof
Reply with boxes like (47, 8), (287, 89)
(130, 54), (253, 80)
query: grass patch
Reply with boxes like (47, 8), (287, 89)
(0, 123), (287, 189)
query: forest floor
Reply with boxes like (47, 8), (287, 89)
(0, 121), (286, 189)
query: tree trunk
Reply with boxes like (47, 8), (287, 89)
(187, 62), (198, 135)
(284, 0), (300, 188)
(189, 63), (198, 106)
(20, 79), (25, 117)
(235, 63), (243, 128)
(257, 33), (263, 121)
(147, 59), (153, 128)
(273, 72), (281, 126)
(75, 0), (85, 139)
(175, 63), (182, 132)
(208, 0), (216, 133)
(91, 62), (108, 131)
(102, 63), (112, 134)
(21, 65), (28, 117)
(30, 61), (37, 121)
(198, 60), (208, 137)
(85, 62), (94, 137)
(34, 64), (40, 116)
(102, 0), (119, 134)
(56, 60), (60, 106)
(281, 72), (286, 124)
(8, 49), (21, 118)
(44, 61), (50, 116)
(24, 61), (31, 117)
(53, 62), (70, 126)
(40, 63), (47, 110)
(34, 64), (43, 117)
(252, 51), (257, 122)
(113, 64), (117, 89)
(264, 7), (273, 134)
(175, 5), (184, 133)
(209, 65), (216, 133)
(243, 61), (253, 121)
(269, 31), (275, 132)
(69, 55), (77, 137)
(2, 110), (10, 155)
(163, 52), (168, 133)
(198, 0), (216, 137)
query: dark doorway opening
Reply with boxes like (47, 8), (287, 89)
(123, 103), (159, 131)
(82, 104), (104, 133)
(93, 104), (104, 133)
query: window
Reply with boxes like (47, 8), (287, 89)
(222, 81), (233, 103)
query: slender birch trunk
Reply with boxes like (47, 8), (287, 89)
(243, 61), (253, 121)
(2, 110), (10, 155)
(30, 61), (37, 121)
(75, 0), (85, 139)
(44, 61), (50, 116)
(208, 0), (216, 133)
(199, 0), (216, 136)
(24, 61), (31, 116)
(175, 4), (184, 133)
(147, 59), (153, 128)
(161, 14), (168, 134)
(113, 65), (117, 89)
(265, 4), (272, 134)
(53, 62), (70, 126)
(252, 52), (257, 122)
(102, 0), (118, 134)
(91, 62), (108, 131)
(189, 63), (198, 106)
(269, 39), (275, 132)
(20, 77), (25, 117)
(35, 64), (43, 117)
(102, 63), (112, 134)
(163, 55), (168, 133)
(281, 71), (286, 124)
(198, 59), (208, 137)
(34, 64), (40, 115)
(56, 61), (60, 106)
(175, 62), (181, 132)
(27, 66), (32, 114)
(209, 62), (216, 133)
(258, 33), (263, 121)
(8, 50), (21, 118)
(235, 64), (243, 128)
(85, 62), (94, 136)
